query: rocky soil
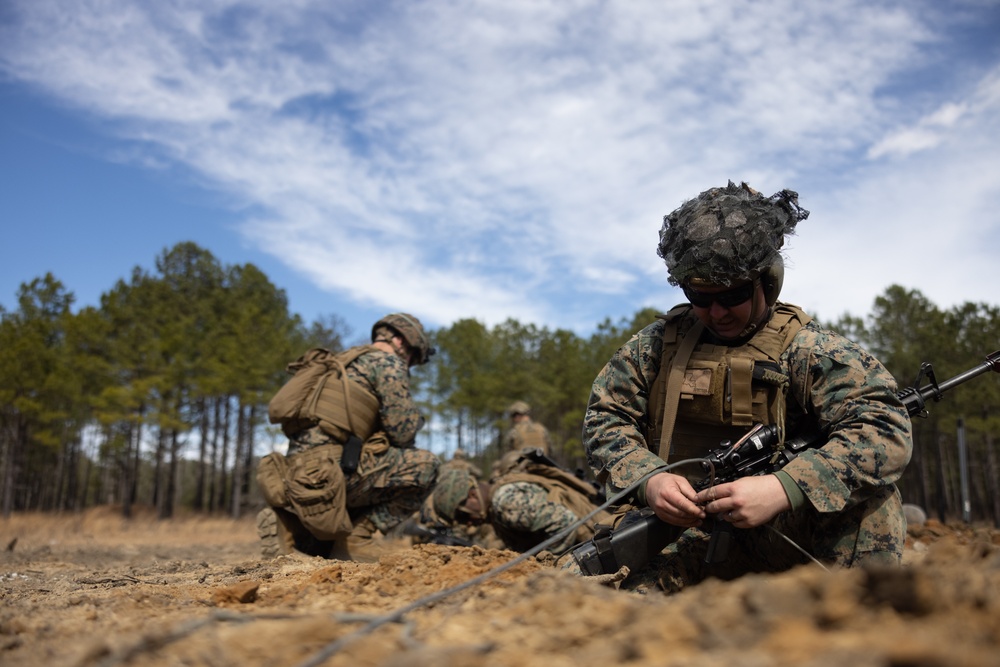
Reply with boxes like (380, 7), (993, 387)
(1, 506), (998, 667)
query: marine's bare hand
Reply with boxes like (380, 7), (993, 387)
(645, 472), (706, 527)
(695, 474), (791, 527)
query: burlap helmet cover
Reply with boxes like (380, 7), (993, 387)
(657, 181), (809, 287)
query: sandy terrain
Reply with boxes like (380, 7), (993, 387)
(1, 506), (998, 667)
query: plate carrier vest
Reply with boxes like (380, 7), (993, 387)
(645, 303), (811, 468)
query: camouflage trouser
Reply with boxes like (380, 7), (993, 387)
(345, 446), (439, 534)
(623, 488), (905, 594)
(490, 482), (581, 554)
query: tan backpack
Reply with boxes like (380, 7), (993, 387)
(268, 346), (381, 441)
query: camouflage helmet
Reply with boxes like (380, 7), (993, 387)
(371, 313), (436, 365)
(433, 467), (476, 521)
(656, 181), (809, 304)
(507, 400), (531, 416)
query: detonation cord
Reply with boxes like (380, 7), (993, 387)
(295, 458), (822, 667)
(293, 464), (676, 667)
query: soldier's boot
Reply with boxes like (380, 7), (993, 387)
(256, 507), (297, 559)
(331, 517), (403, 563)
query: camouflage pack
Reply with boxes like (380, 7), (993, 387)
(268, 346), (380, 441)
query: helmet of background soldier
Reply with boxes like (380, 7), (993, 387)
(433, 468), (476, 522)
(507, 400), (531, 416)
(656, 181), (809, 306)
(371, 313), (436, 365)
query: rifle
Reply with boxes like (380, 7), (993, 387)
(517, 447), (606, 500)
(571, 350), (1000, 576)
(403, 522), (475, 547)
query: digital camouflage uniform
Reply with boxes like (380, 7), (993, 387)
(428, 456), (609, 554)
(582, 180), (912, 593)
(489, 480), (587, 553)
(585, 306), (913, 592)
(286, 347), (438, 534)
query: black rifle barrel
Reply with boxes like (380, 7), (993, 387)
(902, 350), (1000, 416)
(932, 350), (1000, 395)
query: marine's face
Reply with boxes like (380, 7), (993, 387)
(390, 333), (418, 367)
(456, 485), (486, 524)
(684, 281), (765, 340)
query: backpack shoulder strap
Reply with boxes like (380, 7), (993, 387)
(646, 306), (702, 459)
(657, 319), (703, 459)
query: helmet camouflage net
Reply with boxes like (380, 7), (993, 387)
(657, 181), (810, 287)
(371, 312), (436, 365)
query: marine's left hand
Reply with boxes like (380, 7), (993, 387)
(695, 474), (791, 528)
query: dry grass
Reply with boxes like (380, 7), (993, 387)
(0, 505), (257, 550)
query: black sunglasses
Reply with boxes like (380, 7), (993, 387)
(682, 282), (755, 308)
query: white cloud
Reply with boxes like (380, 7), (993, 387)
(1, 0), (998, 331)
(868, 102), (969, 159)
(788, 68), (1000, 321)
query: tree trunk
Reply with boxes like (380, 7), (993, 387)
(195, 398), (209, 511)
(154, 426), (167, 515)
(935, 430), (949, 522)
(123, 404), (146, 519)
(78, 453), (92, 510)
(209, 398), (221, 513)
(160, 428), (179, 520)
(916, 436), (931, 512)
(983, 427), (999, 528)
(64, 435), (81, 511)
(1, 416), (27, 517)
(230, 402), (245, 519)
(216, 397), (231, 512)
(51, 437), (67, 512)
(243, 404), (256, 509)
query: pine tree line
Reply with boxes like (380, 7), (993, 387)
(2, 243), (998, 524)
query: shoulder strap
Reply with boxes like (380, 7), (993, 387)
(657, 319), (704, 459)
(334, 344), (378, 367)
(646, 306), (687, 455)
(746, 304), (811, 363)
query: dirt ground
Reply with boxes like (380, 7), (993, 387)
(1, 506), (998, 667)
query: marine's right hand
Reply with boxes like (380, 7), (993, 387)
(644, 471), (706, 528)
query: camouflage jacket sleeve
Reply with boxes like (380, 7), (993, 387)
(778, 323), (913, 513)
(347, 350), (425, 447)
(583, 320), (670, 498)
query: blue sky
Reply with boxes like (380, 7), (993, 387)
(2, 0), (999, 343)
